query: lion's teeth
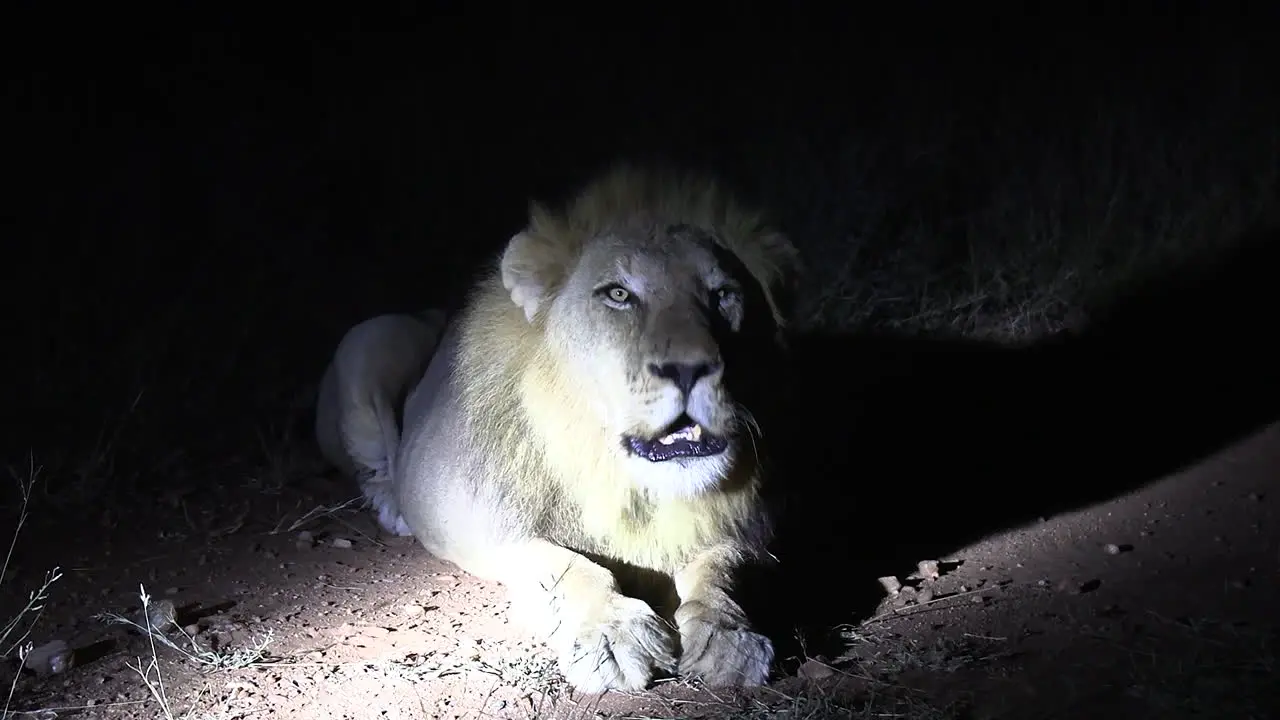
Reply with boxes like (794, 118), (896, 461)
(657, 424), (703, 446)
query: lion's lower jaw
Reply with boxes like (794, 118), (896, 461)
(627, 450), (737, 500)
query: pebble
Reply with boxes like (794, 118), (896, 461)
(24, 640), (73, 677)
(877, 576), (902, 596)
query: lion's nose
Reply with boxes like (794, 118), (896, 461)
(647, 361), (721, 398)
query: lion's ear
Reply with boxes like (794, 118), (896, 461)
(732, 230), (802, 328)
(760, 230), (803, 321)
(500, 231), (564, 323)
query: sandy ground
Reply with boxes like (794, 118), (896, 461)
(3, 410), (1277, 719)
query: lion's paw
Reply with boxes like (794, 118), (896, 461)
(559, 594), (677, 694)
(676, 601), (773, 687)
(356, 469), (413, 537)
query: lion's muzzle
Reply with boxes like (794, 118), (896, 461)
(624, 359), (731, 462)
(615, 345), (732, 462)
(623, 415), (730, 462)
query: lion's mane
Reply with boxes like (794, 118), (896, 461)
(446, 165), (798, 573)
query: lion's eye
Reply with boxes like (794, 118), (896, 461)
(599, 284), (634, 308)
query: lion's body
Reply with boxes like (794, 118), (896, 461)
(314, 310), (447, 537)
(316, 166), (798, 693)
(396, 279), (771, 577)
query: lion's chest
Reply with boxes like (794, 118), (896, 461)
(567, 490), (722, 573)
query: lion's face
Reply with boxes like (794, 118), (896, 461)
(533, 224), (764, 498)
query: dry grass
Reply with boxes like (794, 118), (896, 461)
(1, 462), (64, 718)
(740, 62), (1278, 341)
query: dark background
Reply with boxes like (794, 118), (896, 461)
(5, 9), (1279, 554)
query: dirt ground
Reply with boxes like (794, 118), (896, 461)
(3, 414), (1277, 720)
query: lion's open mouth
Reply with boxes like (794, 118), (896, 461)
(624, 416), (729, 463)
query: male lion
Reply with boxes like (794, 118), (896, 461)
(315, 165), (799, 693)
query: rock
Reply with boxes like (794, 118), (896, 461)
(23, 640), (74, 677)
(877, 576), (902, 596)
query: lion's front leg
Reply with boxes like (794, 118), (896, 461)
(487, 539), (677, 694)
(673, 544), (774, 687)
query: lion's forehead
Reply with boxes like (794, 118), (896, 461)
(583, 237), (729, 291)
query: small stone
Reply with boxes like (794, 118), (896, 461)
(24, 640), (73, 677)
(331, 538), (353, 549)
(877, 576), (902, 596)
(144, 599), (177, 633)
(916, 560), (940, 580)
(916, 587), (935, 603)
(401, 603), (426, 618)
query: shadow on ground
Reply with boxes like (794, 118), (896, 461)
(746, 226), (1280, 659)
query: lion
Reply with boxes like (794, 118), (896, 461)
(315, 165), (799, 693)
